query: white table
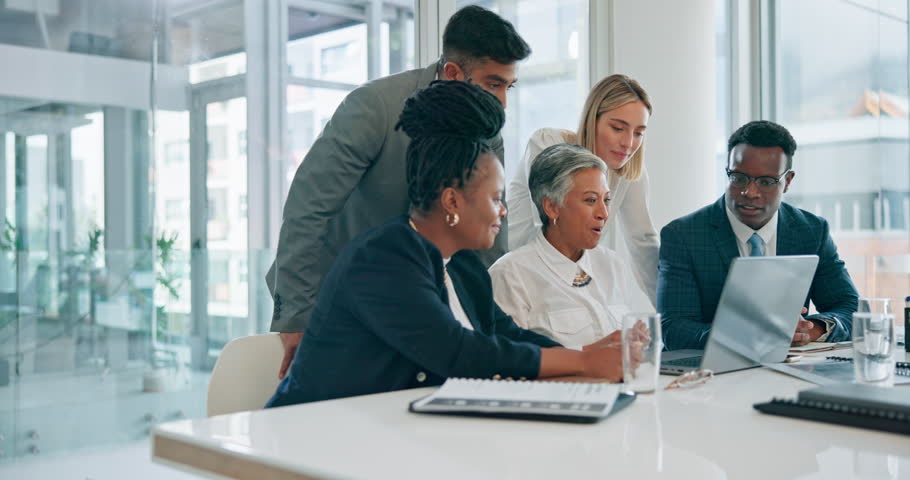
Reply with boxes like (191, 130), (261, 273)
(152, 351), (910, 480)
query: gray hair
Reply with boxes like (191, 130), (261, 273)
(529, 143), (607, 228)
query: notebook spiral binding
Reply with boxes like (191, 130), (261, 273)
(770, 397), (910, 421)
(754, 397), (910, 436)
(825, 356), (910, 377)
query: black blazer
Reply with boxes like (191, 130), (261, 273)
(267, 216), (560, 407)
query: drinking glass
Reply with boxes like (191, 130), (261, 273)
(852, 310), (895, 387)
(622, 313), (662, 393)
(858, 297), (891, 315)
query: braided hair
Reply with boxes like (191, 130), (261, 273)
(396, 80), (505, 213)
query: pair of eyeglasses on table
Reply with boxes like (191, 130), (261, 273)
(664, 369), (714, 390)
(541, 369), (715, 388)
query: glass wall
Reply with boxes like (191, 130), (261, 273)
(0, 0), (416, 469)
(0, 0), (224, 464)
(769, 0), (909, 320)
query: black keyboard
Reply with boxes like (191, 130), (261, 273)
(664, 356), (702, 368)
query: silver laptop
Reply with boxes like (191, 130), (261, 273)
(660, 255), (820, 375)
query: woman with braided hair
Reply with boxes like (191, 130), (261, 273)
(266, 81), (634, 407)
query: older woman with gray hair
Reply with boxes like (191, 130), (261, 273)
(489, 143), (641, 348)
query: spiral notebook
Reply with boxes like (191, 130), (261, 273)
(764, 356), (910, 386)
(754, 384), (910, 436)
(409, 378), (635, 423)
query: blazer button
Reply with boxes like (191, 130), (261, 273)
(416, 372), (427, 382)
(492, 374), (502, 380)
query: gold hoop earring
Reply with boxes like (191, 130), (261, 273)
(552, 217), (558, 226)
(446, 213), (460, 227)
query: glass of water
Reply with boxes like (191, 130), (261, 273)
(857, 297), (891, 315)
(852, 308), (895, 387)
(622, 313), (662, 393)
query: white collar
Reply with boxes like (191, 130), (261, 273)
(724, 197), (778, 247)
(533, 230), (594, 286)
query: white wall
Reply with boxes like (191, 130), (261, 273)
(610, 0), (718, 230)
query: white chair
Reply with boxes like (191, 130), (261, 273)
(207, 333), (285, 417)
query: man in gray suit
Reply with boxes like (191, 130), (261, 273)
(268, 6), (532, 377)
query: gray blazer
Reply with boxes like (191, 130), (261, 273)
(267, 64), (506, 332)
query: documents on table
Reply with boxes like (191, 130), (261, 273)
(788, 341), (852, 354)
(409, 378), (633, 423)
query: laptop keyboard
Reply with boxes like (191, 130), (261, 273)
(664, 356), (702, 368)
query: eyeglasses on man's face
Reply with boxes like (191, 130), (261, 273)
(725, 169), (790, 193)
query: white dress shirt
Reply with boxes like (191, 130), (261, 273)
(443, 258), (473, 331)
(724, 204), (778, 256)
(489, 231), (640, 349)
(506, 128), (660, 304)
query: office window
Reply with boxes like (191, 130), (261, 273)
(164, 199), (185, 221)
(237, 130), (246, 157)
(288, 110), (316, 155)
(770, 0), (909, 306)
(714, 0), (732, 193)
(284, 1), (416, 190)
(164, 140), (188, 165)
(71, 112), (106, 240)
(321, 41), (359, 77)
(456, 0), (587, 182)
(0, 0), (259, 468)
(207, 124), (228, 162)
(208, 256), (230, 303)
(188, 53), (246, 85)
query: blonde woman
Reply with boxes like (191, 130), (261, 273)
(507, 74), (657, 304)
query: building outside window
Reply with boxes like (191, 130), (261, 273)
(769, 0), (909, 310)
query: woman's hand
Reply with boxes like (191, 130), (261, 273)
(582, 330), (621, 352)
(581, 327), (646, 381)
(277, 332), (303, 379)
(581, 343), (626, 382)
(539, 328), (642, 381)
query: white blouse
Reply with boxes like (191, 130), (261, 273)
(489, 231), (640, 349)
(506, 127), (659, 304)
(443, 258), (473, 331)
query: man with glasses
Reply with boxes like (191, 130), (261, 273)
(656, 120), (858, 351)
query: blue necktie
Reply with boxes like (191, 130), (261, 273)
(748, 233), (764, 257)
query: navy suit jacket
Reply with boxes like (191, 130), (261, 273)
(657, 197), (858, 351)
(267, 216), (560, 407)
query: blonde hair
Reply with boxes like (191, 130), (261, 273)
(576, 74), (652, 181)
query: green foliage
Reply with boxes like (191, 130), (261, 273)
(87, 226), (103, 258)
(0, 219), (16, 251)
(155, 231), (181, 301)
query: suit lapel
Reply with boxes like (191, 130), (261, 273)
(775, 204), (803, 256)
(709, 197), (740, 271)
